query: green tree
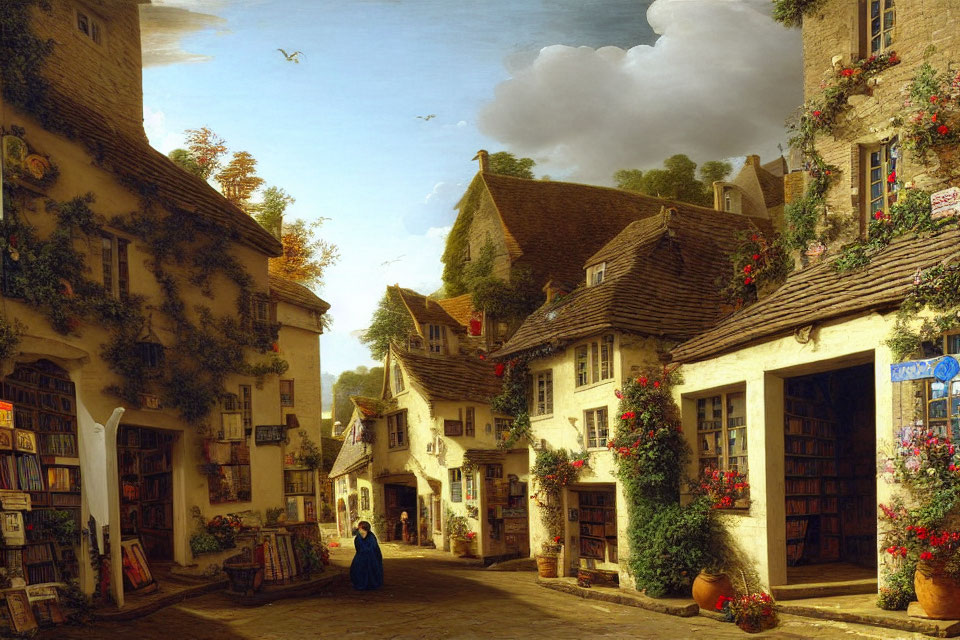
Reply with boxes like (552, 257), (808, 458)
(333, 366), (385, 428)
(270, 219), (339, 290)
(167, 127), (228, 181)
(360, 289), (413, 360)
(168, 148), (201, 176)
(488, 151), (535, 179)
(216, 151), (265, 210)
(252, 186), (294, 240)
(612, 154), (732, 207)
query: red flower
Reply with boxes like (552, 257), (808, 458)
(921, 551), (934, 561)
(750, 234), (758, 242)
(901, 547), (908, 557)
(743, 264), (752, 274)
(887, 171), (896, 184)
(932, 113), (939, 123)
(841, 68), (854, 77)
(874, 210), (885, 220)
(494, 363), (505, 377)
(744, 277), (753, 285)
(751, 253), (760, 261)
(271, 342), (280, 353)
(621, 411), (636, 420)
(647, 430), (655, 438)
(553, 535), (562, 543)
(939, 125), (950, 135)
(812, 110), (822, 117)
(931, 95), (940, 103)
(477, 353), (486, 360)
(637, 376), (648, 386)
(653, 380), (660, 389)
(571, 459), (584, 469)
(615, 389), (623, 399)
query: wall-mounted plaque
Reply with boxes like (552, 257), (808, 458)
(255, 425), (286, 445)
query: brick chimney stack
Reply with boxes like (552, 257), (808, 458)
(473, 150), (490, 173)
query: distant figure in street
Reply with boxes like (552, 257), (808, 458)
(350, 521), (383, 591)
(400, 510), (413, 543)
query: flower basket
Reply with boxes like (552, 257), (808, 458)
(536, 555), (558, 579)
(223, 552), (262, 596)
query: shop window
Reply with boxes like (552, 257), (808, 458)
(450, 468), (463, 502)
(584, 407), (609, 449)
(388, 411), (407, 449)
(696, 391), (748, 476)
(393, 363), (405, 393)
(925, 334), (960, 439)
(867, 0), (895, 55)
(863, 137), (899, 235)
(279, 379), (294, 406)
(360, 487), (370, 511)
(465, 407), (475, 436)
(531, 370), (553, 416)
(574, 335), (614, 387)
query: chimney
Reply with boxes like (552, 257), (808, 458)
(473, 150), (490, 173)
(745, 154), (761, 168)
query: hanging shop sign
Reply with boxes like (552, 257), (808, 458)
(0, 402), (12, 429)
(891, 357), (949, 382)
(934, 356), (960, 382)
(931, 187), (960, 220)
(255, 425), (287, 445)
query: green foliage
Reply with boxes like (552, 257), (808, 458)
(720, 231), (792, 307)
(361, 289), (413, 360)
(445, 508), (471, 539)
(613, 154), (727, 207)
(252, 186), (293, 240)
(332, 366), (384, 429)
(440, 180), (482, 297)
(47, 509), (80, 548)
(898, 64), (960, 161)
(0, 316), (23, 362)
(886, 257), (960, 361)
(0, 1), (55, 126)
(168, 148), (201, 176)
(296, 429), (324, 470)
(488, 151), (535, 179)
(463, 242), (542, 319)
(772, 0), (825, 27)
(783, 190), (824, 250)
(877, 561), (916, 610)
(531, 448), (588, 540)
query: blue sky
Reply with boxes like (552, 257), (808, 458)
(139, 0), (801, 381)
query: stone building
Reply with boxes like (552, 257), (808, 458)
(712, 154), (788, 225)
(666, 0), (960, 599)
(0, 0), (328, 607)
(495, 204), (769, 584)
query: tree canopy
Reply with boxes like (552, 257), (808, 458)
(269, 219), (340, 290)
(252, 186), (294, 240)
(167, 127), (228, 181)
(360, 289), (413, 360)
(613, 154), (733, 207)
(488, 151), (536, 179)
(333, 366), (385, 428)
(216, 151), (265, 210)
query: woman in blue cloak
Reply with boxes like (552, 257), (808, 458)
(350, 520), (383, 590)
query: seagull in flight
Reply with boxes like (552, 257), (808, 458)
(277, 48), (303, 63)
(381, 255), (405, 267)
(416, 114), (436, 121)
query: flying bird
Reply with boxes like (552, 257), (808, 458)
(416, 114), (436, 121)
(380, 255), (405, 267)
(277, 48), (303, 63)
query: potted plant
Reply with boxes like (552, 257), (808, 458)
(879, 426), (960, 618)
(446, 510), (472, 557)
(690, 467), (748, 609)
(531, 450), (587, 578)
(717, 591), (778, 633)
(537, 536), (563, 578)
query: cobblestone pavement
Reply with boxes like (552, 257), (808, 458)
(44, 544), (925, 640)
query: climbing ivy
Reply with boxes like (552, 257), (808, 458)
(772, 0), (825, 27)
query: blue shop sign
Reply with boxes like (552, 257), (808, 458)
(935, 356), (960, 382)
(891, 357), (945, 382)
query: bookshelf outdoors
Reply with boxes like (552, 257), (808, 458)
(577, 491), (617, 566)
(118, 426), (175, 562)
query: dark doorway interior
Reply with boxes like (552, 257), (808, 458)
(384, 483), (417, 542)
(784, 363), (877, 583)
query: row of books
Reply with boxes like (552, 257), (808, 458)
(785, 437), (836, 457)
(0, 454), (44, 492)
(26, 563), (58, 584)
(39, 433), (77, 457)
(785, 518), (808, 540)
(141, 475), (171, 502)
(141, 502), (173, 530)
(785, 477), (820, 495)
(785, 457), (837, 477)
(37, 412), (76, 433)
(46, 467), (80, 492)
(37, 374), (74, 395)
(37, 392), (73, 415)
(23, 543), (54, 564)
(141, 451), (170, 475)
(51, 493), (80, 507)
(261, 533), (303, 584)
(784, 416), (836, 438)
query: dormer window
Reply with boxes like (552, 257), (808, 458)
(427, 324), (447, 354)
(393, 362), (405, 394)
(586, 262), (606, 287)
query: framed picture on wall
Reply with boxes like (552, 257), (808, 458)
(568, 508), (578, 522)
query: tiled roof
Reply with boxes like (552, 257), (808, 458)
(393, 286), (464, 331)
(392, 348), (501, 405)
(497, 206), (771, 357)
(479, 172), (725, 286)
(350, 396), (386, 419)
(755, 164), (786, 209)
(436, 294), (474, 327)
(671, 227), (960, 363)
(269, 275), (330, 314)
(37, 90), (282, 257)
(762, 157), (789, 178)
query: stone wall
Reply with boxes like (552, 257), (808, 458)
(800, 0), (960, 250)
(31, 0), (145, 140)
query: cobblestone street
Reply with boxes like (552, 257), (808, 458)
(44, 544), (925, 640)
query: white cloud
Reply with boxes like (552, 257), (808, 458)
(139, 1), (227, 67)
(457, 120), (467, 128)
(142, 106), (183, 154)
(477, 0), (802, 184)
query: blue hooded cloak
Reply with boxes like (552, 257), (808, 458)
(350, 531), (383, 590)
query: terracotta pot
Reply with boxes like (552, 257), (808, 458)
(915, 567), (960, 619)
(536, 555), (558, 578)
(453, 538), (471, 557)
(692, 571), (735, 611)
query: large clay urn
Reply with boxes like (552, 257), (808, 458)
(692, 571), (735, 611)
(915, 567), (960, 619)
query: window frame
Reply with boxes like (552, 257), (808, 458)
(393, 362), (405, 394)
(239, 384), (252, 430)
(695, 390), (748, 478)
(531, 370), (553, 416)
(450, 467), (463, 503)
(465, 407), (476, 437)
(427, 324), (447, 354)
(279, 379), (295, 407)
(75, 7), (105, 47)
(865, 0), (895, 56)
(360, 487), (370, 511)
(494, 417), (512, 442)
(584, 406), (609, 449)
(574, 335), (614, 388)
(387, 410), (408, 450)
(862, 137), (900, 236)
(586, 262), (606, 286)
